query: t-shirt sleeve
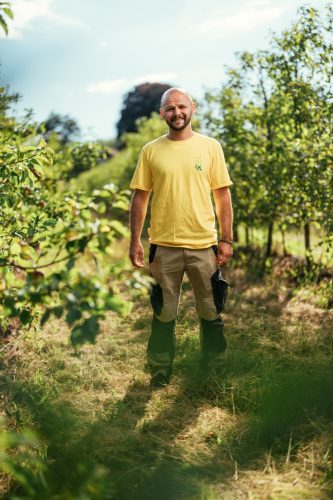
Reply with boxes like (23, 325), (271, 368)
(210, 140), (233, 189)
(129, 147), (152, 191)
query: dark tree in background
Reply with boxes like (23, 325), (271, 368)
(116, 82), (171, 138)
(42, 112), (81, 144)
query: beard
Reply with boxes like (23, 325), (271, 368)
(165, 114), (192, 131)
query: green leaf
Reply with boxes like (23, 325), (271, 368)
(66, 258), (76, 270)
(105, 296), (131, 316)
(113, 199), (129, 211)
(30, 293), (42, 304)
(9, 242), (21, 256)
(0, 14), (8, 35)
(28, 271), (44, 282)
(92, 189), (112, 198)
(40, 309), (51, 327)
(80, 209), (91, 220)
(20, 245), (37, 261)
(78, 236), (89, 252)
(43, 219), (57, 227)
(70, 316), (100, 345)
(3, 297), (17, 317)
(52, 306), (64, 318)
(102, 183), (118, 193)
(96, 202), (106, 214)
(20, 309), (32, 325)
(109, 220), (129, 237)
(97, 233), (110, 252)
(65, 308), (82, 326)
(65, 236), (89, 253)
(2, 7), (13, 20)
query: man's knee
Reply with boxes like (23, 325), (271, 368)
(196, 299), (220, 321)
(155, 308), (178, 322)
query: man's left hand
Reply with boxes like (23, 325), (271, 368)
(217, 241), (233, 266)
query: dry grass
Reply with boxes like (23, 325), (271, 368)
(1, 262), (333, 499)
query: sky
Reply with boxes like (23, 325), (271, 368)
(0, 0), (328, 140)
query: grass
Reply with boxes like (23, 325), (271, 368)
(1, 245), (333, 498)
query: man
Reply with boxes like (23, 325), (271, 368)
(129, 87), (233, 388)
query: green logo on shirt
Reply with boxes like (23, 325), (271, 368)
(194, 163), (202, 172)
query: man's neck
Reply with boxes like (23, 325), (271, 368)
(167, 126), (194, 141)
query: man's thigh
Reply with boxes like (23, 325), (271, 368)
(149, 245), (185, 322)
(185, 247), (219, 320)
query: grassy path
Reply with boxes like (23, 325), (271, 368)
(1, 268), (333, 498)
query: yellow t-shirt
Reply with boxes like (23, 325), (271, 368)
(130, 132), (233, 249)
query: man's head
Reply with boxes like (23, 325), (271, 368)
(160, 87), (195, 132)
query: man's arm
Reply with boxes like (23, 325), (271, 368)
(213, 187), (233, 266)
(129, 188), (151, 268)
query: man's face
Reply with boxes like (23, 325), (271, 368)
(160, 92), (195, 131)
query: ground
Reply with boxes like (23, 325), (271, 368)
(1, 266), (333, 499)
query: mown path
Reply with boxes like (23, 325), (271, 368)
(1, 267), (333, 499)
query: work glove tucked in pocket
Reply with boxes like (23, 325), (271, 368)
(211, 268), (229, 314)
(150, 282), (163, 316)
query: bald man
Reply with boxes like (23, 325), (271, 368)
(129, 87), (233, 388)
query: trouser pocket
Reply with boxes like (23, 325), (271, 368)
(211, 269), (229, 313)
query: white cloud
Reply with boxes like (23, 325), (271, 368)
(5, 0), (85, 39)
(197, 0), (288, 34)
(86, 78), (128, 94)
(132, 72), (178, 85)
(99, 41), (110, 48)
(86, 73), (178, 95)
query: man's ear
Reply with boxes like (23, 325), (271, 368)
(192, 102), (197, 114)
(159, 107), (165, 119)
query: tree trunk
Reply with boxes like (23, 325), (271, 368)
(281, 227), (288, 256)
(304, 222), (311, 271)
(265, 222), (274, 259)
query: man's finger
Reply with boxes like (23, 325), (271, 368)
(132, 250), (145, 268)
(134, 257), (145, 268)
(217, 253), (232, 266)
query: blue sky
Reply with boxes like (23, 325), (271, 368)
(0, 0), (328, 140)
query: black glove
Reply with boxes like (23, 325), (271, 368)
(211, 269), (229, 313)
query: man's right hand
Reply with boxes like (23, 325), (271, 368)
(129, 240), (145, 268)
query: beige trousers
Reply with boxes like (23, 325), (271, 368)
(149, 245), (220, 322)
(148, 245), (228, 377)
